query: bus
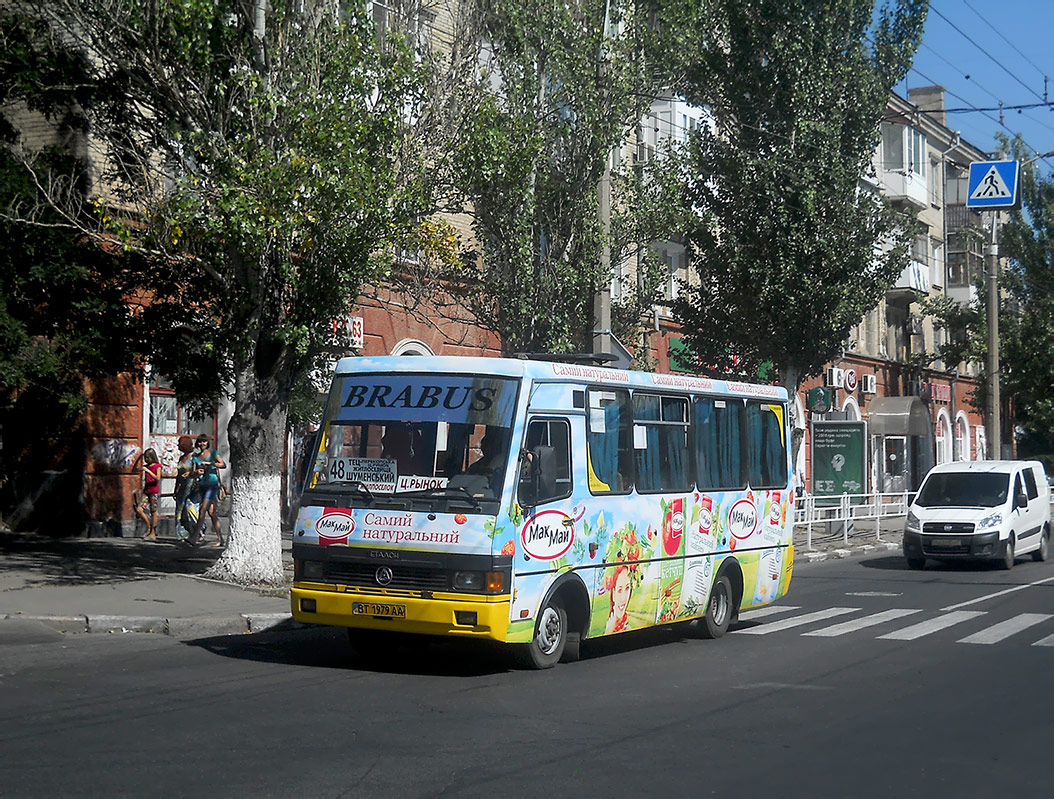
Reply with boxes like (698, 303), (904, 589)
(290, 355), (794, 668)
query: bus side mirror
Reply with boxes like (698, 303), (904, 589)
(519, 445), (556, 507)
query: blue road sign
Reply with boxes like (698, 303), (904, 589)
(966, 160), (1020, 209)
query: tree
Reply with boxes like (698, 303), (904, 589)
(671, 0), (926, 399)
(0, 12), (148, 526)
(448, 0), (668, 354)
(4, 1), (439, 583)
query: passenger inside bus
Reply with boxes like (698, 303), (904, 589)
(381, 426), (425, 475)
(468, 427), (508, 483)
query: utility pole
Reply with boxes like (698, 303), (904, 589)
(594, 157), (612, 357)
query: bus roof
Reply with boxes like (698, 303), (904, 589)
(333, 356), (788, 401)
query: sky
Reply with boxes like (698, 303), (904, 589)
(894, 0), (1054, 172)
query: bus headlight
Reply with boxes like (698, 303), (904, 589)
(453, 571), (483, 591)
(300, 560), (326, 580)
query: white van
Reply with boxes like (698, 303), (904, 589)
(903, 460), (1051, 570)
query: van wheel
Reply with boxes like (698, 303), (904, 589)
(700, 575), (733, 639)
(517, 599), (567, 669)
(906, 557), (926, 570)
(1032, 529), (1049, 562)
(1000, 538), (1015, 570)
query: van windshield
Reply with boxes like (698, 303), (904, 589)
(915, 472), (1010, 508)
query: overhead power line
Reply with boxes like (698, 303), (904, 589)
(928, 3), (1045, 103)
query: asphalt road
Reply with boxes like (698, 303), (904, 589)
(2, 551), (1052, 798)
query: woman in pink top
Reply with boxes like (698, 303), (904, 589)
(135, 447), (162, 540)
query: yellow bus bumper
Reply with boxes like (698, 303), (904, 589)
(291, 584), (512, 643)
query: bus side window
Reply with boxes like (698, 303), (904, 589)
(633, 393), (690, 493)
(588, 389), (632, 494)
(694, 397), (745, 490)
(521, 418), (572, 504)
(746, 402), (787, 489)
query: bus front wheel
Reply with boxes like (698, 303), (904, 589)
(518, 599), (567, 669)
(700, 575), (733, 639)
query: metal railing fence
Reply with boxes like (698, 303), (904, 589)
(793, 492), (912, 550)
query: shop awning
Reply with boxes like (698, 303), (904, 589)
(866, 395), (931, 436)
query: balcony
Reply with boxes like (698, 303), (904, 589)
(882, 169), (928, 210)
(887, 259), (930, 302)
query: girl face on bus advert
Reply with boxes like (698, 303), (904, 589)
(608, 566), (632, 632)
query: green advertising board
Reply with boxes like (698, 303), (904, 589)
(810, 421), (868, 499)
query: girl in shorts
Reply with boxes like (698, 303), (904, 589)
(135, 448), (162, 540)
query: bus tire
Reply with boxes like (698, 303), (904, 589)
(700, 574), (733, 639)
(518, 599), (567, 669)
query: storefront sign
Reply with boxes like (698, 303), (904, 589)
(928, 382), (951, 403)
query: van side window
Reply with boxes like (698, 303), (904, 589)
(693, 397), (745, 490)
(746, 402), (787, 489)
(523, 418), (572, 502)
(587, 389), (633, 494)
(1023, 468), (1039, 500)
(633, 393), (691, 493)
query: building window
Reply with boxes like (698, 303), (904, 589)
(148, 374), (215, 439)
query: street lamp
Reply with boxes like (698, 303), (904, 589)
(985, 150), (1054, 459)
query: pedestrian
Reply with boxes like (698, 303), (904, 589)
(190, 434), (226, 546)
(173, 436), (197, 540)
(134, 447), (162, 540)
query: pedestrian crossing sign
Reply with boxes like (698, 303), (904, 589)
(966, 160), (1020, 209)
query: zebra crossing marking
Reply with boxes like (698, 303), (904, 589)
(736, 607), (858, 635)
(739, 605), (801, 621)
(877, 610), (987, 641)
(1033, 633), (1054, 647)
(803, 608), (922, 637)
(957, 613), (1053, 645)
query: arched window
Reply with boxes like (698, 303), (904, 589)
(390, 339), (434, 356)
(954, 412), (971, 461)
(934, 410), (952, 464)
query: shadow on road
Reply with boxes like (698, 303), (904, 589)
(0, 531), (222, 587)
(858, 553), (1034, 573)
(186, 620), (700, 676)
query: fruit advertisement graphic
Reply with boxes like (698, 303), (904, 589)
(657, 497), (687, 623)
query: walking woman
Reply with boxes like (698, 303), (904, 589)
(190, 435), (226, 546)
(135, 447), (162, 540)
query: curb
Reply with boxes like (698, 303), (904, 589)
(1, 612), (303, 639)
(799, 541), (900, 563)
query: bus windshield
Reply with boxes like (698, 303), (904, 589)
(307, 373), (520, 510)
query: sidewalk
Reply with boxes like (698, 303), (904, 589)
(0, 521), (904, 642)
(0, 529), (297, 640)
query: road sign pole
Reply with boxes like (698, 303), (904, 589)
(985, 212), (1000, 460)
(966, 160), (1018, 461)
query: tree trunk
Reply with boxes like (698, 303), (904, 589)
(780, 364), (805, 478)
(204, 360), (287, 585)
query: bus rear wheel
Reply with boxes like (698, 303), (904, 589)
(700, 574), (733, 639)
(517, 599), (567, 669)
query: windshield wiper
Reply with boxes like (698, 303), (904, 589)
(314, 480), (376, 502)
(401, 486), (482, 510)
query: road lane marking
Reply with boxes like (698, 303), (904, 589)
(941, 576), (1054, 611)
(878, 610), (987, 640)
(739, 605), (801, 621)
(736, 607), (858, 635)
(1033, 633), (1054, 647)
(957, 613), (1053, 645)
(803, 608), (922, 637)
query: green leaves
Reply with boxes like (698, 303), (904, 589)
(673, 0), (925, 387)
